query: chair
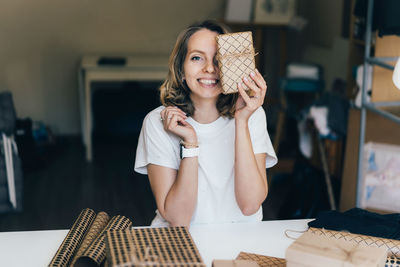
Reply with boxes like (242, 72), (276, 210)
(273, 62), (324, 155)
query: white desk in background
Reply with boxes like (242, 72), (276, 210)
(78, 55), (169, 161)
(0, 219), (311, 267)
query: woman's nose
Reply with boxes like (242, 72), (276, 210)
(204, 59), (217, 73)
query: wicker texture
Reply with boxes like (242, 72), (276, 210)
(49, 208), (96, 267)
(387, 256), (400, 267)
(308, 227), (400, 266)
(74, 215), (132, 266)
(70, 211), (110, 266)
(216, 32), (256, 94)
(105, 227), (205, 267)
(308, 227), (400, 258)
(236, 252), (285, 267)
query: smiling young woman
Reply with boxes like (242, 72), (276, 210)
(134, 20), (277, 227)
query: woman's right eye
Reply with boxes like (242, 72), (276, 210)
(191, 55), (202, 61)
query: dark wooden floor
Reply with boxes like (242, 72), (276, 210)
(0, 136), (158, 231)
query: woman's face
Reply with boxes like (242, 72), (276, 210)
(183, 29), (221, 102)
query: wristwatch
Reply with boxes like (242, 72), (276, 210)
(180, 142), (199, 159)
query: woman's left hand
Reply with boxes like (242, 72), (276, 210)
(235, 69), (267, 122)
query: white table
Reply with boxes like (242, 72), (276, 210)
(78, 55), (169, 161)
(0, 219), (311, 267)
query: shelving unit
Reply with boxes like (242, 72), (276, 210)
(355, 0), (400, 208)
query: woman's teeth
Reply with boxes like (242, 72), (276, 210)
(199, 79), (217, 85)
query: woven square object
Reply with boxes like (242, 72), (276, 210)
(105, 227), (205, 267)
(216, 31), (256, 94)
(236, 252), (286, 267)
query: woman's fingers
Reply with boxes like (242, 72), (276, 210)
(161, 106), (187, 121)
(160, 107), (189, 133)
(254, 69), (267, 87)
(254, 69), (267, 98)
(242, 75), (261, 97)
(241, 69), (267, 101)
(237, 82), (251, 104)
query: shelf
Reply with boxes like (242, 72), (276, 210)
(366, 57), (396, 70)
(364, 103), (400, 124)
(355, 0), (400, 211)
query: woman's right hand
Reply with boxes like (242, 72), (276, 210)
(160, 106), (197, 143)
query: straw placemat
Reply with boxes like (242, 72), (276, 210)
(236, 252), (285, 267)
(74, 215), (132, 266)
(49, 208), (96, 267)
(70, 211), (110, 266)
(387, 256), (400, 267)
(105, 227), (205, 267)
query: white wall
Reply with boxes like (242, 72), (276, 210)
(0, 0), (225, 134)
(1, 0), (349, 134)
(297, 0), (348, 90)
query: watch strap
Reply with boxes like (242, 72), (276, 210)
(180, 145), (199, 159)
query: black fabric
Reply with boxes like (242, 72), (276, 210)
(314, 91), (350, 137)
(308, 208), (400, 240)
(377, 0), (400, 36)
(354, 0), (400, 37)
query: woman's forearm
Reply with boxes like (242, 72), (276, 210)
(162, 157), (198, 226)
(234, 119), (268, 215)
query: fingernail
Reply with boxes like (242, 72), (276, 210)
(250, 72), (255, 77)
(238, 82), (242, 87)
(255, 69), (259, 73)
(243, 77), (248, 81)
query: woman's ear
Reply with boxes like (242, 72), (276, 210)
(181, 71), (185, 82)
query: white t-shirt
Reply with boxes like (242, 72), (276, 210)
(134, 106), (277, 226)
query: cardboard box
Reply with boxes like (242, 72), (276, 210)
(371, 35), (400, 102)
(212, 260), (259, 267)
(360, 142), (400, 213)
(285, 232), (387, 267)
(339, 108), (400, 212)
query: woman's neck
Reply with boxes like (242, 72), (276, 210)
(191, 98), (219, 124)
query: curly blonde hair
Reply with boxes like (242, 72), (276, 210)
(159, 20), (238, 118)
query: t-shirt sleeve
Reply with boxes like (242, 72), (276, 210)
(134, 109), (180, 175)
(248, 107), (278, 168)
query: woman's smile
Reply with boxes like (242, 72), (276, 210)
(197, 78), (219, 87)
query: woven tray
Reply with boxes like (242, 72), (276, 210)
(216, 31), (256, 94)
(105, 227), (205, 267)
(236, 252), (285, 267)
